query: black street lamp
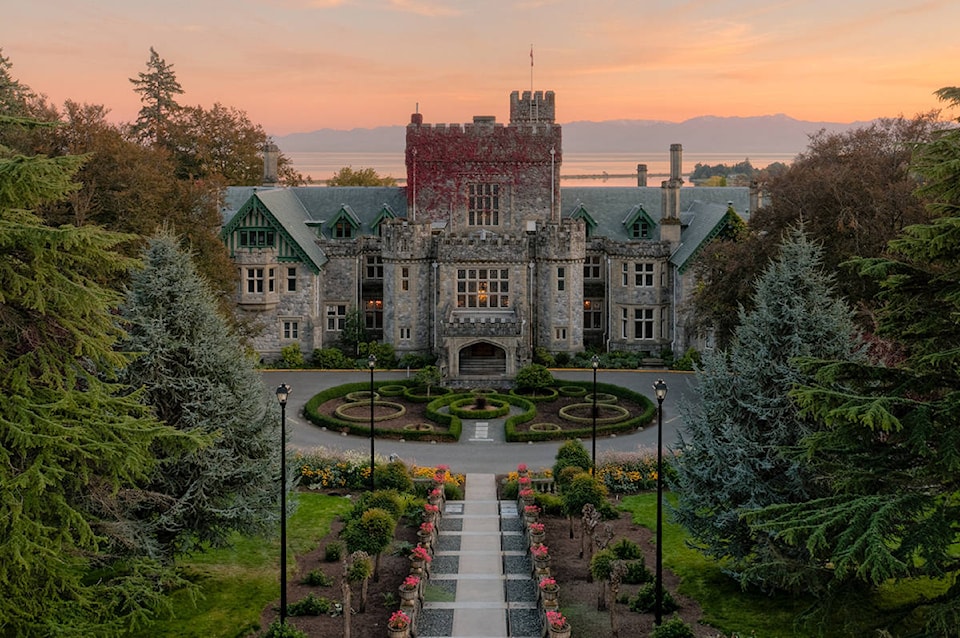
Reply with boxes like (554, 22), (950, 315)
(652, 378), (668, 627)
(275, 382), (291, 626)
(368, 353), (377, 493)
(591, 354), (600, 474)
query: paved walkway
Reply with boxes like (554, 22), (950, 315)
(418, 474), (540, 638)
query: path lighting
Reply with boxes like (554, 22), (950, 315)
(591, 354), (600, 474)
(652, 378), (668, 626)
(274, 383), (291, 626)
(368, 353), (377, 493)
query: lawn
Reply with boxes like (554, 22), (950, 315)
(137, 492), (353, 638)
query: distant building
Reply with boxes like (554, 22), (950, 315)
(221, 90), (759, 378)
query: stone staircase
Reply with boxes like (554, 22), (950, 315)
(416, 473), (541, 638)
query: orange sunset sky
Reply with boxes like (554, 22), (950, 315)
(2, 0), (957, 136)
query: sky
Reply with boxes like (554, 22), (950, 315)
(2, 0), (958, 136)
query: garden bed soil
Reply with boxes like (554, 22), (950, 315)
(257, 491), (719, 638)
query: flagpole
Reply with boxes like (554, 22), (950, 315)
(530, 44), (534, 120)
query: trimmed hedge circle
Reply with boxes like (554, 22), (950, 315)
(529, 422), (562, 432)
(377, 384), (408, 397)
(404, 386), (452, 402)
(403, 423), (435, 432)
(558, 402), (630, 424)
(334, 400), (406, 422)
(585, 392), (618, 404)
(509, 386), (559, 402)
(345, 390), (380, 402)
(558, 385), (588, 397)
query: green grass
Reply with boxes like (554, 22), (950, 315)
(139, 493), (353, 638)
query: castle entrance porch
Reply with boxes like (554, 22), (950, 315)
(457, 342), (507, 377)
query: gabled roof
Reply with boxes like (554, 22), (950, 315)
(328, 204), (362, 231)
(621, 204), (656, 237)
(670, 202), (748, 274)
(569, 202), (597, 231)
(229, 189), (329, 273)
(372, 204), (399, 231)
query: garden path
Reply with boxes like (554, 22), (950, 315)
(418, 473), (540, 638)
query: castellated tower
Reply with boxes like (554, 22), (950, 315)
(405, 91), (562, 229)
(380, 219), (436, 356)
(534, 219), (586, 352)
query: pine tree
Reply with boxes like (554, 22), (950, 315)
(129, 47), (184, 146)
(671, 228), (862, 583)
(746, 87), (960, 637)
(0, 116), (187, 636)
(120, 233), (281, 556)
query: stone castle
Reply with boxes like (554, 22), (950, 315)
(221, 90), (758, 378)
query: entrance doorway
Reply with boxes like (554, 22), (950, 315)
(458, 342), (507, 376)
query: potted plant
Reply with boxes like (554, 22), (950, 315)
(410, 544), (432, 574)
(418, 520), (435, 548)
(523, 504), (540, 523)
(539, 576), (560, 603)
(517, 462), (529, 478)
(545, 609), (571, 638)
(519, 487), (535, 506)
(388, 609), (412, 637)
(531, 542), (550, 571)
(398, 574), (420, 602)
(528, 521), (545, 545)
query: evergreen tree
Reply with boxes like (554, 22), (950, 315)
(746, 87), (960, 637)
(671, 228), (862, 583)
(129, 47), (184, 146)
(119, 233), (281, 556)
(0, 116), (187, 636)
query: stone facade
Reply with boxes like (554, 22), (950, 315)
(221, 91), (756, 378)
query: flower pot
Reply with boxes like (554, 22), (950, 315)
(541, 586), (559, 603)
(529, 531), (545, 546)
(548, 624), (571, 638)
(417, 532), (433, 549)
(388, 625), (411, 638)
(399, 586), (418, 603)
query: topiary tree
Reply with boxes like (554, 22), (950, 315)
(413, 365), (442, 396)
(346, 551), (373, 613)
(340, 508), (396, 581)
(561, 473), (608, 540)
(373, 461), (413, 493)
(514, 363), (554, 395)
(553, 439), (592, 487)
(590, 549), (616, 611)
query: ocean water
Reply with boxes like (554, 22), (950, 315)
(286, 151), (795, 187)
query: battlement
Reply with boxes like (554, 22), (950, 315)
(510, 90), (556, 124)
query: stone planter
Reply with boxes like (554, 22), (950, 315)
(541, 586), (559, 604)
(417, 531), (433, 550)
(399, 586), (418, 604)
(388, 625), (411, 638)
(528, 531), (545, 546)
(547, 624), (571, 638)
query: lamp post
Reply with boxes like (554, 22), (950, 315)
(368, 353), (377, 493)
(652, 378), (668, 627)
(275, 383), (291, 626)
(591, 354), (600, 474)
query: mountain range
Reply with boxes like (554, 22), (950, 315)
(273, 114), (869, 155)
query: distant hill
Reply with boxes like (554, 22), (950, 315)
(273, 115), (868, 155)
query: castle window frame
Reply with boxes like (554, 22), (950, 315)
(401, 267), (409, 292)
(399, 327), (411, 340)
(634, 307), (655, 340)
(286, 267), (297, 292)
(281, 319), (300, 340)
(584, 255), (602, 280)
(635, 262), (654, 287)
(631, 221), (650, 239)
(365, 255), (383, 279)
(326, 304), (347, 331)
(238, 228), (276, 248)
(333, 220), (353, 239)
(246, 267), (265, 293)
(468, 183), (500, 226)
(584, 299), (603, 330)
(456, 268), (510, 309)
(365, 299), (383, 330)
(557, 266), (565, 291)
(555, 327), (568, 341)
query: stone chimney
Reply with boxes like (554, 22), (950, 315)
(637, 163), (648, 187)
(659, 144), (683, 246)
(262, 142), (279, 186)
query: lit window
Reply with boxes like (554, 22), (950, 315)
(365, 299), (383, 329)
(584, 299), (603, 330)
(456, 268), (509, 309)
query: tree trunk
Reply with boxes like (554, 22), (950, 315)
(360, 576), (369, 613)
(568, 515), (574, 539)
(374, 551), (381, 581)
(342, 577), (352, 638)
(597, 580), (607, 611)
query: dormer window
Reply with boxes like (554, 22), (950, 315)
(334, 220), (353, 238)
(623, 205), (655, 241)
(631, 221), (650, 239)
(238, 229), (275, 247)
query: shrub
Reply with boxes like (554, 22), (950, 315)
(263, 619), (308, 637)
(610, 537), (643, 560)
(561, 473), (609, 520)
(348, 490), (404, 522)
(534, 492), (564, 516)
(303, 568), (334, 587)
(650, 615), (696, 638)
(553, 439), (592, 480)
(515, 363), (555, 391)
(443, 481), (464, 500)
(553, 351), (571, 366)
(324, 542), (344, 563)
(623, 560), (653, 585)
(557, 465), (584, 488)
(532, 346), (555, 367)
(374, 461), (413, 493)
(672, 347), (701, 371)
(279, 343), (304, 368)
(311, 347), (354, 369)
(359, 341), (397, 369)
(397, 352), (437, 369)
(341, 508), (397, 557)
(590, 548), (617, 582)
(287, 593), (333, 616)
(629, 583), (680, 614)
(501, 479), (519, 500)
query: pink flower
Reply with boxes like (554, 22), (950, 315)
(519, 488), (535, 498)
(420, 521), (434, 533)
(389, 610), (411, 629)
(546, 610), (567, 630)
(517, 463), (528, 472)
(528, 522), (545, 533)
(539, 577), (557, 589)
(402, 575), (420, 589)
(411, 545), (432, 562)
(436, 464), (449, 472)
(424, 503), (439, 513)
(531, 543), (549, 558)
(524, 504), (540, 514)
(518, 476), (531, 485)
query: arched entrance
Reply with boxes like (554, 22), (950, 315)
(458, 342), (507, 376)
